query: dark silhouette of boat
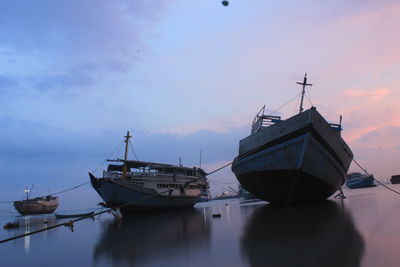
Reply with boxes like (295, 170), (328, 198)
(390, 175), (400, 184)
(232, 74), (353, 204)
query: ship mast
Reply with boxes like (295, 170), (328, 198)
(296, 73), (313, 114)
(122, 131), (132, 179)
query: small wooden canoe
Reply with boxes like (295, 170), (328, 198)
(55, 211), (94, 219)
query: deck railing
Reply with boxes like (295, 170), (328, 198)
(103, 171), (207, 182)
(251, 105), (282, 134)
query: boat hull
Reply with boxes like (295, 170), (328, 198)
(390, 175), (400, 184)
(346, 175), (375, 189)
(236, 170), (337, 204)
(232, 108), (353, 204)
(55, 212), (95, 219)
(14, 199), (59, 216)
(90, 175), (200, 214)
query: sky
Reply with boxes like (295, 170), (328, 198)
(0, 0), (400, 207)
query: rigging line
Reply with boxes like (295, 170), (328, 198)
(325, 119), (400, 196)
(270, 92), (302, 115)
(205, 93), (313, 178)
(0, 188), (175, 244)
(352, 158), (400, 196)
(206, 137), (273, 177)
(0, 200), (14, 204)
(206, 162), (233, 176)
(128, 140), (139, 161)
(305, 89), (314, 107)
(92, 140), (125, 174)
(209, 180), (237, 193)
(50, 181), (90, 196)
(293, 93), (301, 115)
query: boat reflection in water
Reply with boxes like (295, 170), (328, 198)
(241, 201), (364, 267)
(93, 209), (211, 265)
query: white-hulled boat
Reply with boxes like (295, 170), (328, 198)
(89, 132), (209, 214)
(231, 74), (354, 204)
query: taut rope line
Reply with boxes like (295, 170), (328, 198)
(0, 188), (174, 244)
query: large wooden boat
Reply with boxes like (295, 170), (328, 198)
(89, 132), (209, 214)
(231, 74), (354, 204)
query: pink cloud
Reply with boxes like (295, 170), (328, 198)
(341, 89), (389, 99)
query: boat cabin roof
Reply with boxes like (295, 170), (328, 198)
(107, 159), (207, 175)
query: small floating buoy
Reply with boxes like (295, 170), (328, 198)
(222, 1), (229, 6)
(212, 213), (221, 218)
(225, 203), (228, 205)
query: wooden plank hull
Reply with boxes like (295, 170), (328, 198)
(14, 198), (59, 215)
(90, 174), (200, 214)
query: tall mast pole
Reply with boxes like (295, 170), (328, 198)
(122, 131), (132, 179)
(296, 73), (313, 114)
(199, 150), (202, 168)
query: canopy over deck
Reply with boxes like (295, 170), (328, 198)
(106, 159), (207, 176)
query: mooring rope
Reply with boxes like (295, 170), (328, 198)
(0, 200), (15, 204)
(0, 181), (90, 204)
(352, 158), (400, 196)
(0, 140), (128, 203)
(0, 188), (174, 244)
(50, 181), (90, 195)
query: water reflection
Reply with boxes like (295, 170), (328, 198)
(24, 217), (30, 252)
(241, 201), (364, 267)
(1, 215), (58, 252)
(94, 209), (211, 266)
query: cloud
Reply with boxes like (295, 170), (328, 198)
(104, 59), (132, 73)
(0, 118), (245, 191)
(352, 126), (400, 147)
(34, 69), (93, 91)
(341, 89), (389, 99)
(0, 0), (173, 62)
(0, 75), (19, 93)
(347, 126), (400, 178)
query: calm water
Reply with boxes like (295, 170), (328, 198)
(1, 185), (400, 267)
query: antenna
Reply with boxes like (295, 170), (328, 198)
(296, 73), (313, 114)
(199, 150), (202, 168)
